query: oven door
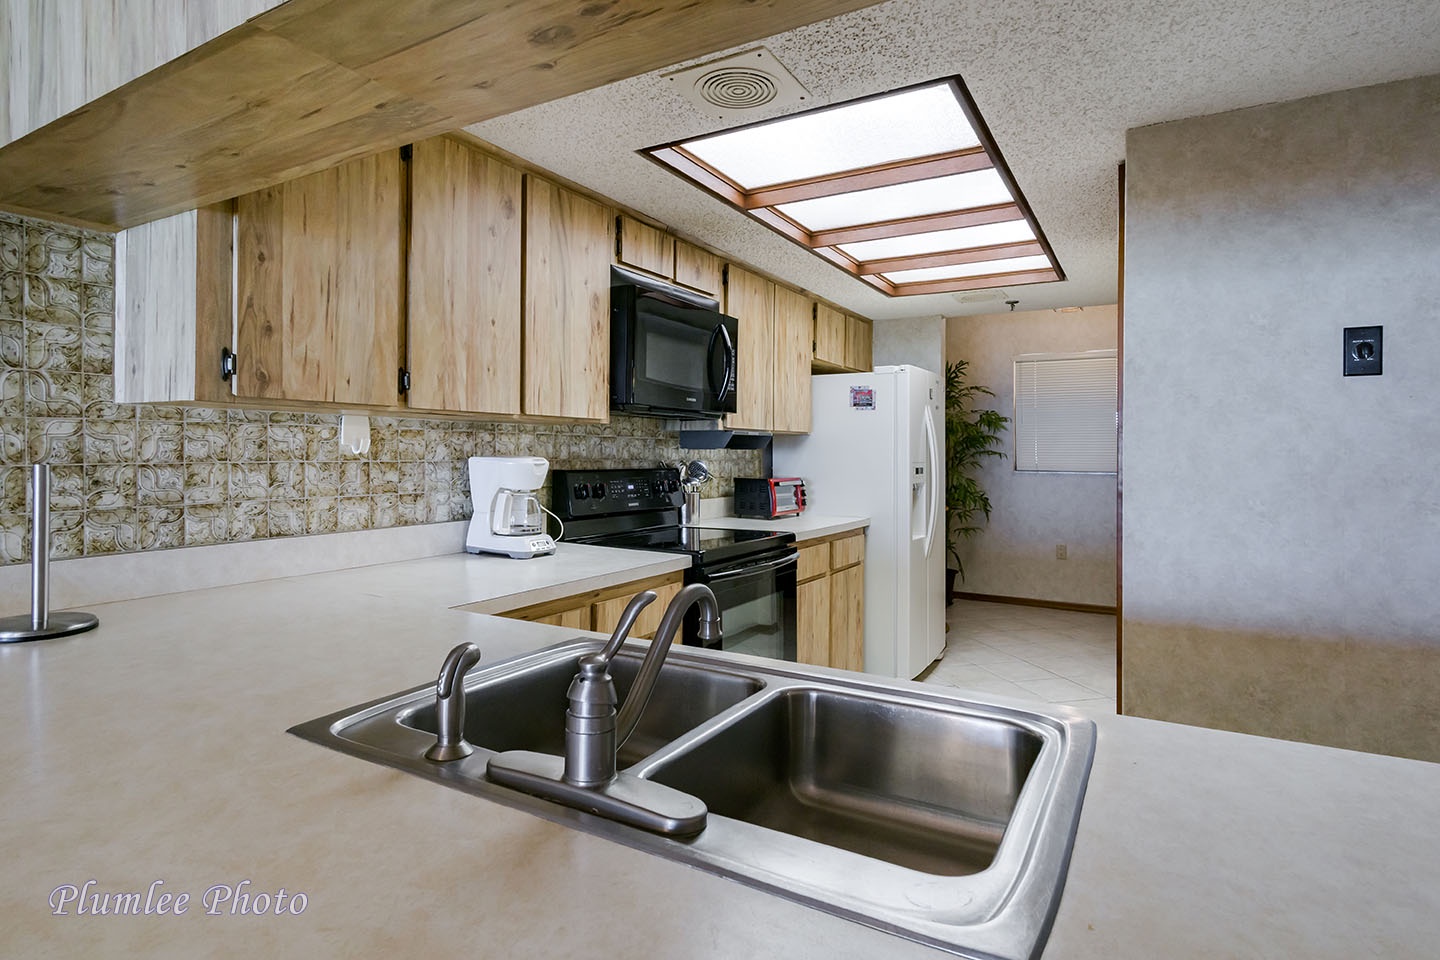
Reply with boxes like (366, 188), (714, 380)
(685, 547), (798, 661)
(624, 291), (737, 417)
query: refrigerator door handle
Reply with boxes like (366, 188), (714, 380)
(923, 404), (941, 559)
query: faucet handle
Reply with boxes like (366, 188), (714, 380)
(593, 590), (657, 664)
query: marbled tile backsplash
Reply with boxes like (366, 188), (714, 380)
(0, 212), (761, 564)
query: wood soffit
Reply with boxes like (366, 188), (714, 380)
(0, 0), (887, 231)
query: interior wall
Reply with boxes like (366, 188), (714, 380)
(872, 315), (945, 375)
(945, 306), (1117, 607)
(0, 211), (759, 564)
(1123, 73), (1440, 762)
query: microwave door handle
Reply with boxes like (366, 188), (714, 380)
(704, 552), (798, 582)
(708, 323), (736, 404)
(923, 404), (941, 559)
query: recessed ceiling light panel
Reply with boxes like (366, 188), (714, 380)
(644, 77), (1063, 297)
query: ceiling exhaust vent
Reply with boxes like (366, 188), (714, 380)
(665, 48), (809, 118)
(955, 290), (1008, 304)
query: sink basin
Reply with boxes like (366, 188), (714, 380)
(645, 687), (1040, 876)
(401, 652), (761, 765)
(290, 639), (1094, 960)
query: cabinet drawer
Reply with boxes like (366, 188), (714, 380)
(796, 542), (830, 582)
(830, 532), (865, 570)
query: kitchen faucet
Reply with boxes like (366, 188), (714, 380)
(485, 585), (721, 835)
(424, 642), (482, 762)
(564, 584), (721, 787)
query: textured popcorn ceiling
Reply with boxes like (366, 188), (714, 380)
(469, 0), (1440, 320)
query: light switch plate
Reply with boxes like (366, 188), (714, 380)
(1343, 325), (1382, 376)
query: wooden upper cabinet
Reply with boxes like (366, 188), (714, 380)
(845, 314), (873, 372)
(524, 177), (613, 421)
(235, 149), (404, 406)
(724, 265), (775, 432)
(772, 284), (813, 434)
(408, 137), (523, 415)
(674, 240), (723, 298)
(813, 302), (848, 370)
(616, 215), (673, 278)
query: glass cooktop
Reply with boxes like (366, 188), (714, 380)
(585, 526), (792, 564)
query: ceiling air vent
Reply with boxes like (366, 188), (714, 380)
(955, 290), (1008, 305)
(665, 48), (809, 119)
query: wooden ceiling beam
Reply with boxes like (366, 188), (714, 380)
(857, 240), (1045, 276)
(810, 202), (1025, 247)
(888, 268), (1058, 297)
(742, 147), (992, 209)
(0, 0), (887, 230)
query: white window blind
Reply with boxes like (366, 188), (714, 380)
(1013, 351), (1117, 473)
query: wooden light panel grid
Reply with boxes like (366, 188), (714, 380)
(644, 77), (1063, 297)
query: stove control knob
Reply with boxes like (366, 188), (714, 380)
(572, 483), (589, 501)
(667, 479), (680, 493)
(591, 482), (606, 499)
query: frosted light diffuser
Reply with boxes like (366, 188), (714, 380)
(881, 256), (1053, 284)
(683, 83), (979, 189)
(643, 76), (1061, 296)
(775, 170), (1011, 231)
(838, 220), (1036, 261)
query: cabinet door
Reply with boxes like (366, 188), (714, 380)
(535, 606), (592, 630)
(830, 532), (865, 570)
(523, 177), (613, 421)
(674, 240), (723, 297)
(616, 215), (672, 277)
(407, 137), (522, 415)
(235, 149), (404, 406)
(723, 265), (774, 432)
(593, 577), (683, 640)
(797, 575), (832, 667)
(845, 315), (872, 372)
(771, 284), (813, 434)
(813, 302), (847, 370)
(829, 562), (864, 672)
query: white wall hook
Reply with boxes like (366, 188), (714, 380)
(339, 415), (371, 456)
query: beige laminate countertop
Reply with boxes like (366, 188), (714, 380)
(3, 552), (1438, 959)
(696, 512), (868, 541)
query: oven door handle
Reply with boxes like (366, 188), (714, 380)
(703, 551), (798, 582)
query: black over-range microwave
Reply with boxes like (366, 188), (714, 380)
(610, 265), (738, 419)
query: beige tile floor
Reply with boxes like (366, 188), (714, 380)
(919, 598), (1117, 713)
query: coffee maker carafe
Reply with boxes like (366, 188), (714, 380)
(466, 457), (557, 559)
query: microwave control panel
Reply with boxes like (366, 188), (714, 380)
(553, 468), (683, 519)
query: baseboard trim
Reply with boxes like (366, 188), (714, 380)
(954, 591), (1117, 616)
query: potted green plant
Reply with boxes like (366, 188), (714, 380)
(944, 359), (1008, 602)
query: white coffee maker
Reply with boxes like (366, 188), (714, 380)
(465, 456), (557, 559)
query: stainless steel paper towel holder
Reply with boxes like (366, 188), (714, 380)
(0, 464), (99, 642)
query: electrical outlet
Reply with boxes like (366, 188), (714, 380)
(1055, 544), (1067, 560)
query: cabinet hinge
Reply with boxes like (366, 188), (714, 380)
(615, 215), (624, 258)
(398, 368), (411, 395)
(399, 143), (413, 162)
(722, 264), (729, 288)
(220, 347), (237, 382)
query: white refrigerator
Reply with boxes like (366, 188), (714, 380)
(773, 365), (946, 680)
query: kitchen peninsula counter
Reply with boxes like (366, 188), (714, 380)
(2, 552), (1438, 959)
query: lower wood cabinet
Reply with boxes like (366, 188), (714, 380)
(500, 571), (684, 640)
(795, 531), (866, 671)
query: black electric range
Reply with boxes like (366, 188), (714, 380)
(552, 468), (798, 660)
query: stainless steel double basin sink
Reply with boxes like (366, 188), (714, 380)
(290, 640), (1095, 959)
